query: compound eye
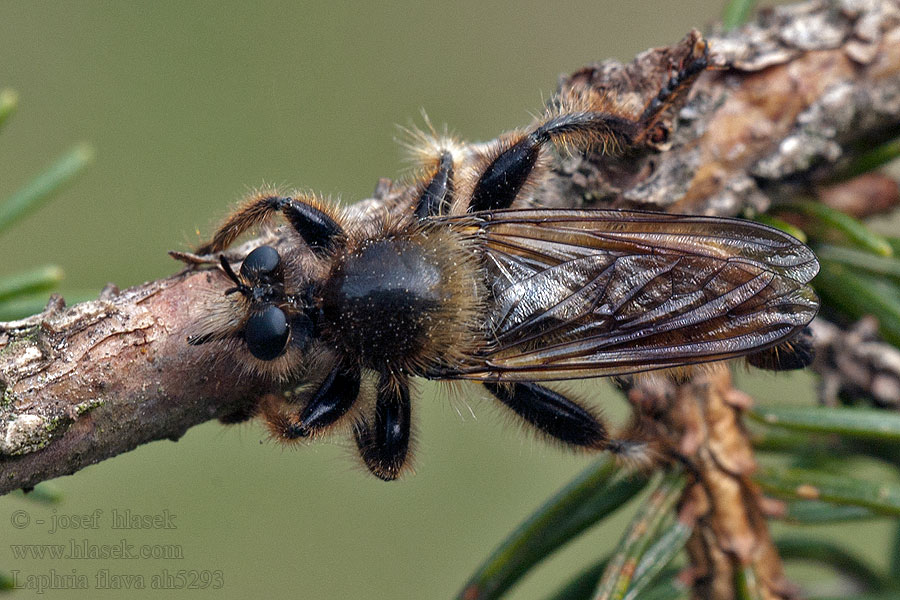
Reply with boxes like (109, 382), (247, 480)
(240, 245), (281, 280)
(244, 305), (290, 361)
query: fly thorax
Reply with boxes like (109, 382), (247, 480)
(319, 237), (448, 370)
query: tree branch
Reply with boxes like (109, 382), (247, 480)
(2, 0), (899, 513)
(623, 366), (800, 600)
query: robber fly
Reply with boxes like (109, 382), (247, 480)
(183, 37), (819, 480)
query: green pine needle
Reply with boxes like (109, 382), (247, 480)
(750, 426), (838, 456)
(888, 237), (900, 256)
(817, 244), (900, 283)
(0, 265), (63, 304)
(629, 580), (685, 600)
(593, 469), (686, 600)
(10, 482), (63, 504)
(457, 459), (648, 600)
(0, 295), (54, 321)
(835, 137), (900, 182)
(777, 536), (892, 592)
(622, 521), (691, 600)
(777, 499), (875, 524)
(749, 405), (900, 443)
(752, 214), (808, 243)
(815, 592), (900, 600)
(0, 570), (13, 591)
(891, 522), (900, 586)
(777, 200), (893, 257)
(0, 291), (95, 322)
(0, 89), (17, 132)
(543, 559), (610, 600)
(722, 0), (755, 30)
(734, 566), (764, 600)
(755, 467), (900, 516)
(0, 142), (94, 234)
(815, 262), (900, 348)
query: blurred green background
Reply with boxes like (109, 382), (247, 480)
(2, 2), (890, 599)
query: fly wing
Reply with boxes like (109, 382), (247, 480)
(440, 209), (819, 381)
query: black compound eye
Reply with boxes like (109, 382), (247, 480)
(240, 245), (281, 280)
(244, 305), (290, 361)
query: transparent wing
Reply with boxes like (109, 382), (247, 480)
(439, 209), (819, 381)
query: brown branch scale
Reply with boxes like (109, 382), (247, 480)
(625, 367), (800, 600)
